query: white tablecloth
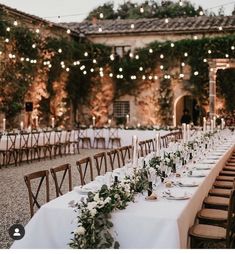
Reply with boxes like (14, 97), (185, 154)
(11, 139), (235, 249)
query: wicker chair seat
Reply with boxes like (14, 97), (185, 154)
(213, 181), (233, 189)
(209, 188), (232, 198)
(189, 224), (226, 240)
(197, 208), (228, 221)
(216, 176), (235, 182)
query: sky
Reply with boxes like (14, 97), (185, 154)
(0, 0), (235, 22)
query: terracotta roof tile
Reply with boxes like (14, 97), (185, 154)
(65, 16), (235, 35)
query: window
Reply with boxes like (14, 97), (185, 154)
(114, 46), (131, 58)
(113, 101), (130, 118)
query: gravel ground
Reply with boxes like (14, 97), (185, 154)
(0, 148), (112, 249)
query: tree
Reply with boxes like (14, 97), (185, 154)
(85, 2), (117, 20)
(85, 0), (206, 20)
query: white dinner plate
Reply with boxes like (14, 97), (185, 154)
(188, 172), (206, 177)
(166, 195), (190, 200)
(178, 182), (198, 187)
(195, 164), (211, 170)
(74, 186), (92, 195)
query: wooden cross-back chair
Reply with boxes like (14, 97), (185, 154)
(118, 145), (132, 166)
(18, 132), (30, 165)
(53, 130), (63, 158)
(93, 152), (108, 175)
(42, 131), (53, 159)
(50, 163), (72, 197)
(24, 170), (50, 218)
(107, 149), (121, 171)
(76, 157), (93, 186)
(93, 128), (106, 149)
(108, 128), (121, 148)
(139, 140), (148, 157)
(145, 139), (154, 154)
(189, 189), (235, 249)
(5, 133), (18, 166)
(79, 129), (91, 149)
(30, 131), (41, 161)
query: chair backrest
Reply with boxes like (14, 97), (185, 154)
(161, 135), (168, 148)
(19, 132), (30, 150)
(139, 141), (147, 157)
(31, 131), (40, 148)
(146, 139), (154, 153)
(109, 128), (119, 138)
(24, 170), (49, 218)
(226, 188), (235, 248)
(43, 131), (52, 146)
(50, 163), (72, 197)
(76, 157), (93, 186)
(54, 131), (62, 144)
(93, 152), (108, 175)
(6, 133), (17, 150)
(119, 145), (132, 166)
(79, 129), (88, 138)
(94, 128), (104, 138)
(107, 149), (121, 171)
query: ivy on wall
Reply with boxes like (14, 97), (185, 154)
(1, 7), (235, 126)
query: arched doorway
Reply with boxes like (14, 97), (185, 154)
(174, 95), (199, 126)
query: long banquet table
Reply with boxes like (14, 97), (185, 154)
(12, 136), (235, 249)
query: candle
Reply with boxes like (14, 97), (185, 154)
(132, 135), (138, 168)
(213, 116), (216, 129)
(108, 119), (111, 127)
(182, 123), (186, 143)
(137, 123), (141, 128)
(203, 117), (206, 133)
(35, 116), (38, 128)
(221, 118), (225, 129)
(155, 133), (160, 157)
(51, 117), (55, 128)
(186, 124), (190, 141)
(20, 121), (24, 131)
(126, 114), (129, 125)
(92, 116), (96, 126)
(210, 119), (214, 132)
(3, 118), (6, 131)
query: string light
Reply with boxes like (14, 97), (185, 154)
(32, 44), (36, 48)
(66, 67), (70, 72)
(179, 73), (184, 78)
(194, 71), (199, 76)
(110, 54), (115, 61)
(193, 35), (198, 40)
(231, 46), (235, 50)
(160, 54), (164, 59)
(135, 55), (139, 60)
(208, 49), (212, 54)
(13, 20), (18, 26)
(93, 59), (97, 64)
(66, 29), (71, 34)
(199, 11), (204, 16)
(160, 65), (164, 70)
(149, 48), (153, 54)
(83, 70), (87, 75)
(142, 75), (146, 80)
(170, 43), (175, 48)
(119, 67), (123, 72)
(154, 75), (158, 80)
(99, 13), (104, 19)
(5, 38), (9, 43)
(6, 27), (10, 32)
(225, 54), (229, 58)
(181, 62), (185, 66)
(203, 58), (207, 62)
(139, 66), (143, 71)
(129, 52), (133, 58)
(130, 24), (135, 29)
(140, 7), (144, 13)
(218, 26), (223, 31)
(90, 68), (94, 72)
(109, 73), (113, 77)
(184, 52), (188, 57)
(165, 18), (169, 23)
(84, 52), (88, 57)
(58, 48), (62, 53)
(179, 1), (183, 7)
(35, 28), (40, 33)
